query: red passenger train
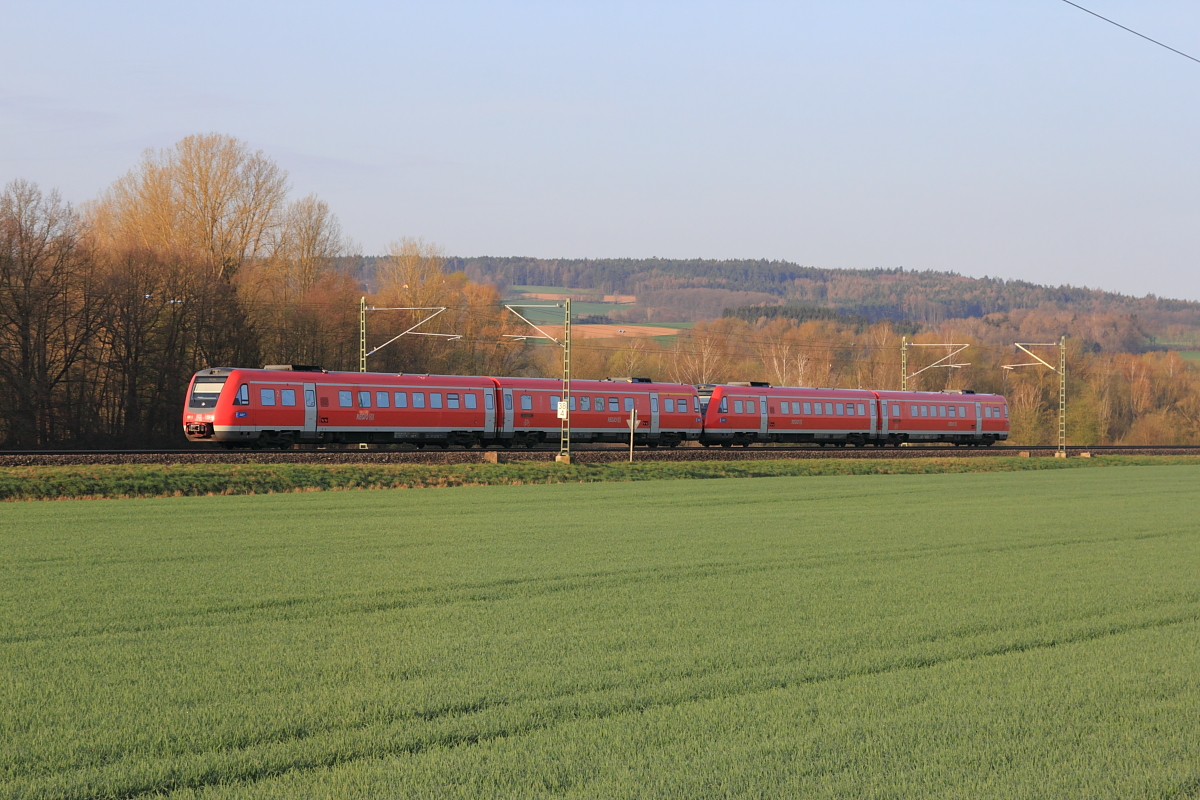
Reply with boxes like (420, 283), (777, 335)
(183, 366), (1007, 449)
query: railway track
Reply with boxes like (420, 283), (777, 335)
(1, 444), (1197, 467)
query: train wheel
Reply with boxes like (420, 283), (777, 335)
(721, 442), (732, 448)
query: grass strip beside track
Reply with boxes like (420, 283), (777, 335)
(0, 455), (1197, 501)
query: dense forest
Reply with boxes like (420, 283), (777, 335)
(449, 256), (1200, 338)
(0, 135), (535, 448)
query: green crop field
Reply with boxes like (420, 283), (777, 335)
(3, 466), (1199, 799)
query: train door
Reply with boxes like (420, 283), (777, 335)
(869, 397), (878, 436)
(303, 383), (317, 437)
(502, 388), (514, 435)
(974, 401), (983, 439)
(649, 392), (660, 435)
(759, 395), (768, 439)
(880, 399), (889, 437)
(483, 387), (496, 434)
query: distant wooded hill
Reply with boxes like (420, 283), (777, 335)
(442, 257), (1200, 333)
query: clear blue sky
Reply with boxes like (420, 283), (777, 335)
(3, 1), (1199, 300)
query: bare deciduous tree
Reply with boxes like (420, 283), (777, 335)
(95, 133), (289, 281)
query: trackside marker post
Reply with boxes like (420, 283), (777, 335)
(628, 408), (637, 462)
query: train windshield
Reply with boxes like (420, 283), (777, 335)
(189, 377), (227, 408)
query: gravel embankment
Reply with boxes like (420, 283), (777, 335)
(0, 446), (1179, 468)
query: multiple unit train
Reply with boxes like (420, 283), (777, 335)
(183, 366), (1009, 449)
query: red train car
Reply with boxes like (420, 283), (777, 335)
(875, 390), (1008, 446)
(699, 383), (1009, 447)
(184, 366), (498, 448)
(490, 377), (702, 447)
(184, 368), (703, 449)
(699, 383), (880, 447)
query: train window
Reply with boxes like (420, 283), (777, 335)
(447, 393), (459, 409)
(394, 392), (408, 408)
(813, 402), (822, 415)
(375, 392), (389, 408)
(1003, 405), (1008, 419)
(357, 391), (371, 408)
(734, 400), (744, 414)
(984, 406), (991, 418)
(665, 398), (675, 413)
(719, 397), (728, 413)
(580, 396), (590, 411)
(910, 404), (918, 416)
(594, 396), (603, 410)
(921, 406), (929, 417)
(611, 397), (621, 412)
(694, 397), (700, 414)
(835, 403), (844, 415)
(938, 405), (946, 417)
(746, 400), (756, 414)
(624, 397), (634, 412)
(846, 404), (854, 416)
(304, 390), (315, 408)
(948, 405), (956, 418)
(551, 396), (560, 411)
(260, 388), (276, 406)
(503, 394), (512, 411)
(823, 403), (832, 415)
(520, 395), (532, 410)
(803, 402), (812, 414)
(857, 403), (866, 416)
(281, 389), (296, 407)
(189, 378), (227, 408)
(650, 397), (659, 413)
(465, 393), (477, 409)
(892, 404), (901, 417)
(431, 393), (443, 409)
(338, 391), (352, 407)
(959, 405), (967, 417)
(569, 396), (576, 411)
(413, 392), (425, 408)
(484, 393), (493, 410)
(233, 384), (250, 405)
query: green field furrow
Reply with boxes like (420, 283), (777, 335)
(2, 467), (1199, 798)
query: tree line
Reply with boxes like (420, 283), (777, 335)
(450, 255), (1200, 335)
(4, 133), (1196, 447)
(523, 310), (1200, 446)
(0, 134), (533, 448)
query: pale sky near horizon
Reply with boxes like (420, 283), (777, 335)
(3, 1), (1199, 301)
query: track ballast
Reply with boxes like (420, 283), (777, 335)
(1, 444), (1196, 467)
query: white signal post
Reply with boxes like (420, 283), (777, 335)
(1003, 337), (1068, 457)
(628, 407), (637, 462)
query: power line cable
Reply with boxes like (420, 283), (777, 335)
(1058, 0), (1200, 65)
